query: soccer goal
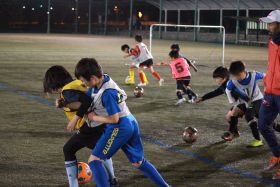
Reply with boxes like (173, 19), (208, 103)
(149, 24), (226, 66)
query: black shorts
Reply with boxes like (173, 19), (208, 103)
(139, 59), (153, 68)
(63, 124), (105, 161)
(176, 77), (191, 90)
(230, 99), (262, 119)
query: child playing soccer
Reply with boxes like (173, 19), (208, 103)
(195, 66), (250, 141)
(164, 50), (197, 105)
(170, 43), (198, 72)
(43, 66), (118, 187)
(124, 34), (164, 86)
(121, 44), (148, 85)
(74, 58), (170, 187)
(225, 61), (264, 147)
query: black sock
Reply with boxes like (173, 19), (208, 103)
(184, 88), (196, 100)
(176, 91), (183, 99)
(249, 120), (261, 140)
(229, 116), (238, 134)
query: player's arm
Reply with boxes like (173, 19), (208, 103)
(124, 46), (140, 58)
(255, 71), (265, 80)
(186, 58), (198, 72)
(87, 89), (121, 124)
(196, 86), (225, 103)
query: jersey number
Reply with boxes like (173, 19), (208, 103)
(175, 62), (184, 73)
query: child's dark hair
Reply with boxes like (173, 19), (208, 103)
(212, 66), (229, 79)
(75, 58), (103, 81)
(135, 34), (143, 42)
(43, 65), (73, 93)
(170, 43), (180, 51)
(169, 50), (179, 58)
(229, 61), (245, 75)
(121, 44), (130, 51)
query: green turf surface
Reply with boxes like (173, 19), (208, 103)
(0, 33), (278, 187)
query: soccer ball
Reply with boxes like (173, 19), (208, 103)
(182, 127), (198, 143)
(78, 162), (92, 184)
(134, 86), (144, 97)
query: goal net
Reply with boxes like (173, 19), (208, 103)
(149, 24), (226, 68)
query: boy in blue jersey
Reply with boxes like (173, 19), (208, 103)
(43, 66), (118, 187)
(225, 61), (264, 147)
(75, 58), (170, 187)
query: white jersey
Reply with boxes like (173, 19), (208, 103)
(86, 76), (131, 127)
(135, 42), (153, 63)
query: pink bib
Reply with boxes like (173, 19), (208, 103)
(170, 58), (191, 79)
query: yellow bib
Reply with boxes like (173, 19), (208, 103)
(61, 80), (87, 130)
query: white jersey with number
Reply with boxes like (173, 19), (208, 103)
(136, 42), (153, 63)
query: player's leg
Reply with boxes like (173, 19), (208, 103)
(85, 125), (118, 185)
(63, 126), (91, 187)
(146, 59), (164, 86)
(182, 80), (197, 103)
(88, 123), (134, 187)
(138, 67), (147, 86)
(245, 100), (263, 147)
(222, 105), (243, 141)
(121, 117), (169, 187)
(259, 95), (280, 172)
(125, 67), (135, 85)
(175, 80), (186, 105)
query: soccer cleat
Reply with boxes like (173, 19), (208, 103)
(273, 170), (280, 180)
(125, 76), (135, 85)
(138, 82), (147, 87)
(264, 157), (280, 171)
(109, 178), (119, 187)
(221, 131), (240, 141)
(159, 79), (164, 86)
(175, 98), (186, 105)
(247, 139), (264, 148)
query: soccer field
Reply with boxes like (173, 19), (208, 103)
(0, 33), (278, 187)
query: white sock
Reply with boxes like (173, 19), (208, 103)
(65, 160), (79, 187)
(103, 158), (116, 180)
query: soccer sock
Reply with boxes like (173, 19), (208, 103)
(249, 120), (261, 140)
(229, 116), (239, 134)
(89, 160), (110, 187)
(65, 160), (79, 187)
(176, 91), (183, 100)
(185, 88), (196, 100)
(129, 68), (135, 81)
(137, 159), (169, 187)
(152, 71), (161, 81)
(142, 71), (148, 83)
(103, 158), (115, 180)
(139, 71), (145, 83)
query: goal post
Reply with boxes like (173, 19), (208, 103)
(149, 24), (226, 66)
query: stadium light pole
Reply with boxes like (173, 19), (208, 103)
(104, 0), (108, 35)
(75, 0), (79, 33)
(129, 0), (133, 37)
(159, 0), (163, 39)
(194, 0), (198, 41)
(235, 0), (240, 44)
(47, 0), (51, 33)
(88, 0), (92, 34)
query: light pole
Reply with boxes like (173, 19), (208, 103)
(235, 0), (240, 44)
(47, 0), (50, 33)
(75, 0), (79, 33)
(104, 0), (108, 35)
(129, 0), (133, 37)
(88, 0), (92, 34)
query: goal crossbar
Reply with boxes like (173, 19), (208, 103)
(149, 24), (226, 66)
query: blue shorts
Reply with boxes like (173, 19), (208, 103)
(92, 114), (144, 163)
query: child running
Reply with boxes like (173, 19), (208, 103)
(124, 34), (164, 86)
(121, 44), (149, 85)
(75, 58), (170, 187)
(43, 65), (118, 187)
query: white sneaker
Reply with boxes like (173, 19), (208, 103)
(138, 82), (147, 87)
(159, 79), (164, 86)
(175, 98), (186, 105)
